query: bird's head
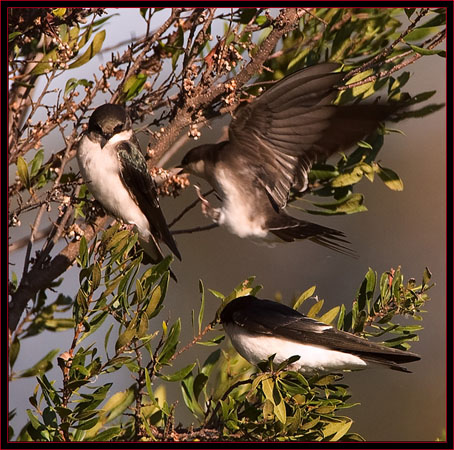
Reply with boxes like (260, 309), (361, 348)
(179, 143), (224, 178)
(87, 104), (131, 147)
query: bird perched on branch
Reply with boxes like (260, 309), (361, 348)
(220, 296), (420, 374)
(180, 63), (399, 255)
(77, 103), (181, 268)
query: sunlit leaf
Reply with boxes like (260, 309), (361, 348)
(376, 165), (404, 191)
(69, 30), (106, 69)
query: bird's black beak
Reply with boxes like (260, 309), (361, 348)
(174, 165), (187, 175)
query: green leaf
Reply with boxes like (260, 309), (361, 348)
(376, 165), (404, 191)
(324, 418), (353, 441)
(293, 286), (316, 310)
(408, 44), (445, 57)
(64, 78), (93, 96)
(404, 8), (416, 19)
(307, 299), (324, 318)
(201, 349), (221, 377)
(331, 166), (364, 187)
(157, 319), (181, 365)
(9, 337), (20, 368)
(102, 385), (135, 423)
(115, 328), (136, 352)
(309, 163), (339, 180)
(319, 306), (340, 325)
(69, 30), (106, 69)
(122, 72), (148, 101)
(273, 389), (286, 424)
(404, 26), (444, 42)
(30, 48), (59, 75)
(17, 157), (30, 189)
(198, 279), (205, 334)
(91, 263), (101, 290)
(78, 311), (108, 345)
(144, 272), (169, 319)
(90, 427), (122, 442)
(208, 289), (225, 299)
(159, 363), (196, 382)
(9, 31), (22, 42)
(337, 304), (346, 330)
(52, 8), (66, 17)
(29, 150), (44, 178)
(308, 193), (367, 215)
(261, 377), (274, 403)
(78, 236), (88, 267)
(345, 69), (374, 85)
(422, 267), (432, 288)
(19, 349), (60, 378)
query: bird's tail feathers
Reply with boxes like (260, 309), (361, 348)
(362, 351), (420, 373)
(268, 216), (357, 257)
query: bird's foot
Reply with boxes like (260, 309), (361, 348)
(194, 185), (221, 222)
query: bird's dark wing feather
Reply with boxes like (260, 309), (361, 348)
(228, 63), (343, 209)
(116, 140), (181, 260)
(223, 297), (420, 367)
(227, 63), (398, 210)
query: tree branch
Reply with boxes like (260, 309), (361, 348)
(9, 215), (110, 334)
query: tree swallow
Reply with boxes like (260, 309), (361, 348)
(180, 63), (398, 254)
(220, 296), (420, 374)
(77, 103), (181, 266)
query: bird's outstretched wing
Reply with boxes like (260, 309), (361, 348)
(227, 63), (397, 210)
(116, 139), (181, 260)
(224, 297), (420, 371)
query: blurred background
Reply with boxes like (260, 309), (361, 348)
(9, 8), (446, 441)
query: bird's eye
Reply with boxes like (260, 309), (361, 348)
(114, 124), (123, 134)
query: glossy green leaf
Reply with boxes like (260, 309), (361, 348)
(69, 30), (106, 69)
(29, 149), (44, 178)
(123, 72), (148, 101)
(408, 44), (445, 57)
(273, 389), (286, 424)
(293, 286), (316, 310)
(52, 8), (66, 17)
(115, 328), (136, 352)
(319, 306), (340, 325)
(422, 267), (432, 288)
(159, 363), (196, 382)
(17, 157), (30, 189)
(331, 166), (364, 187)
(30, 48), (59, 75)
(404, 26), (444, 42)
(90, 427), (122, 442)
(324, 418), (353, 441)
(157, 319), (181, 365)
(198, 279), (205, 334)
(103, 385), (135, 423)
(307, 299), (324, 318)
(376, 165), (404, 191)
(9, 337), (20, 368)
(308, 193), (367, 215)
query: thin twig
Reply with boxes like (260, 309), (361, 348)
(168, 189), (214, 227)
(171, 224), (219, 235)
(168, 321), (217, 363)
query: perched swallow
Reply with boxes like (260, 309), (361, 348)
(77, 103), (181, 266)
(220, 296), (420, 374)
(180, 63), (398, 254)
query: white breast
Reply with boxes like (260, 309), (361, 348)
(215, 168), (269, 239)
(224, 323), (367, 374)
(77, 134), (150, 237)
